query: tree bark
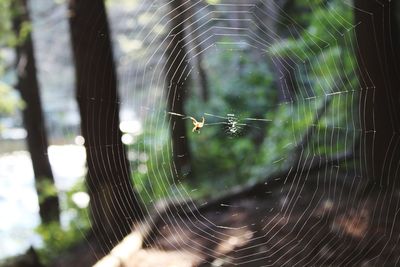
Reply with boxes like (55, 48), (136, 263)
(165, 0), (192, 178)
(68, 0), (144, 248)
(12, 0), (60, 224)
(185, 2), (209, 102)
(355, 0), (400, 188)
(254, 0), (296, 103)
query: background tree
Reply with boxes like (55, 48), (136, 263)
(68, 0), (144, 248)
(355, 0), (400, 189)
(253, 0), (297, 103)
(184, 1), (209, 102)
(165, 0), (192, 178)
(11, 0), (60, 224)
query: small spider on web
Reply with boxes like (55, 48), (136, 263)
(168, 112), (205, 133)
(167, 111), (272, 136)
(188, 116), (205, 133)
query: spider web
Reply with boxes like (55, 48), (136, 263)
(89, 0), (400, 265)
(7, 0), (400, 265)
(90, 1), (397, 266)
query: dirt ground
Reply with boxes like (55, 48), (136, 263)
(53, 167), (400, 267)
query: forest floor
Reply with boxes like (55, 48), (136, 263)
(53, 166), (400, 267)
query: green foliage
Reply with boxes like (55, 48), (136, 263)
(183, 0), (358, 194)
(185, 45), (276, 191)
(126, 43), (276, 199)
(35, 179), (58, 204)
(0, 0), (33, 48)
(0, 0), (25, 128)
(0, 0), (15, 47)
(36, 223), (80, 265)
(35, 180), (89, 264)
(271, 1), (354, 60)
(106, 0), (359, 203)
(251, 102), (313, 177)
(129, 121), (187, 205)
(21, 0), (359, 218)
(0, 83), (22, 117)
(267, 0), (358, 160)
(0, 76), (23, 132)
(196, 45), (275, 116)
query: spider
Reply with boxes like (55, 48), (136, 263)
(188, 116), (205, 132)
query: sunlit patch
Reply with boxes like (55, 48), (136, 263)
(331, 209), (370, 238)
(139, 152), (148, 162)
(128, 151), (138, 161)
(211, 258), (226, 266)
(153, 24), (165, 35)
(72, 192), (90, 209)
(138, 12), (153, 25)
(206, 0), (221, 4)
(121, 133), (135, 145)
(118, 35), (143, 52)
(0, 128), (27, 140)
(138, 164), (148, 174)
(120, 120), (142, 135)
(74, 135), (85, 146)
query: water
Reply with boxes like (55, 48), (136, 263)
(0, 145), (86, 259)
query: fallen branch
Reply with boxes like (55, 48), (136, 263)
(92, 232), (143, 267)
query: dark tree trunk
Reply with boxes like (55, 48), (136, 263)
(196, 53), (209, 102)
(254, 0), (296, 103)
(271, 56), (297, 102)
(12, 0), (60, 224)
(165, 0), (192, 178)
(355, 0), (400, 188)
(68, 0), (144, 248)
(185, 3), (209, 102)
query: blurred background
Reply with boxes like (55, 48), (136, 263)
(1, 0), (399, 266)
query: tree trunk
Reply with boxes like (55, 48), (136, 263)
(254, 0), (296, 103)
(271, 56), (297, 102)
(185, 2), (209, 102)
(68, 0), (144, 248)
(165, 0), (192, 178)
(12, 0), (60, 225)
(355, 0), (400, 188)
